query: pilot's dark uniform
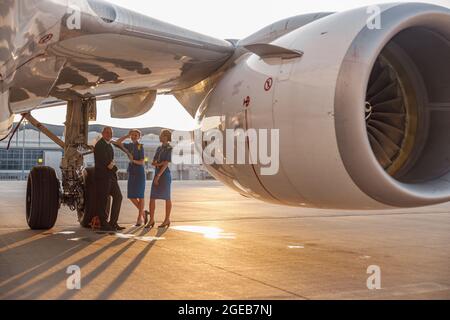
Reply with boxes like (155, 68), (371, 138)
(94, 138), (123, 228)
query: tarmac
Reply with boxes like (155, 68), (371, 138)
(0, 181), (449, 300)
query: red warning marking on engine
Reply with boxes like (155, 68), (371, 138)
(243, 96), (251, 108)
(39, 33), (54, 45)
(264, 77), (273, 91)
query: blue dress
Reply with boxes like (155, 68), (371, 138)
(124, 143), (146, 199)
(151, 144), (172, 200)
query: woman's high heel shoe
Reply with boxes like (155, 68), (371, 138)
(144, 210), (150, 225)
(145, 221), (155, 229)
(158, 221), (171, 229)
(135, 213), (146, 227)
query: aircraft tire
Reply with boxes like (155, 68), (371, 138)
(26, 166), (60, 230)
(78, 167), (97, 228)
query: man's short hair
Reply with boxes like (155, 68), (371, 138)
(102, 126), (113, 134)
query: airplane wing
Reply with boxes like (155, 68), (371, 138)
(0, 0), (235, 118)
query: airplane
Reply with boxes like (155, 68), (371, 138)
(0, 0), (449, 230)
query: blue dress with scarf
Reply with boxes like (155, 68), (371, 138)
(151, 144), (172, 200)
(124, 142), (146, 199)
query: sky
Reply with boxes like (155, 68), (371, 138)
(25, 0), (450, 129)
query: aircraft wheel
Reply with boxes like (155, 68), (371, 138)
(26, 166), (60, 230)
(78, 167), (97, 228)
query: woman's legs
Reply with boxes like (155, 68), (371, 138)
(149, 198), (156, 224)
(137, 198), (145, 223)
(163, 200), (172, 223)
(130, 198), (140, 209)
(130, 198), (145, 224)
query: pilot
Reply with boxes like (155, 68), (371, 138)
(94, 127), (125, 231)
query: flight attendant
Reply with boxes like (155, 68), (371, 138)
(146, 129), (173, 229)
(117, 129), (147, 226)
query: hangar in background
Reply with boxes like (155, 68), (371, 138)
(0, 123), (211, 181)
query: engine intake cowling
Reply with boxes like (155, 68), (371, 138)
(196, 3), (450, 209)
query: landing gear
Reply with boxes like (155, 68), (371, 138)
(60, 98), (96, 213)
(23, 97), (97, 230)
(77, 167), (97, 228)
(26, 166), (60, 230)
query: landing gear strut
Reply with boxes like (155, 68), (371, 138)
(24, 98), (97, 230)
(60, 98), (96, 213)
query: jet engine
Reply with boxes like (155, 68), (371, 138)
(195, 3), (450, 209)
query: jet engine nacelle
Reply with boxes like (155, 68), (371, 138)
(196, 3), (450, 209)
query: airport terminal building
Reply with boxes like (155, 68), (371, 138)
(0, 123), (212, 181)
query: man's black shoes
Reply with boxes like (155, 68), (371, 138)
(99, 224), (116, 232)
(113, 224), (126, 231)
(96, 223), (126, 232)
